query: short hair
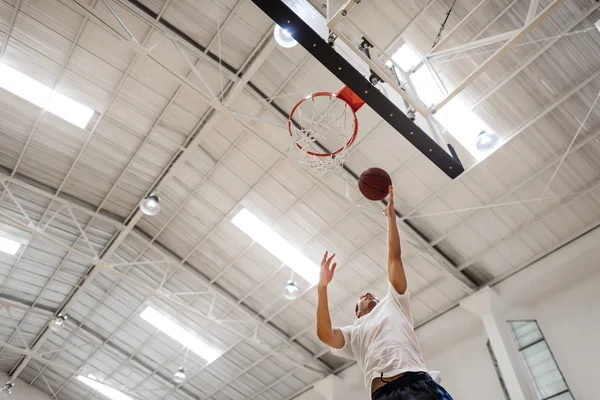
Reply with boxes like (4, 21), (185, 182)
(355, 302), (359, 314)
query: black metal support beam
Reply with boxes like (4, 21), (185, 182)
(249, 0), (464, 179)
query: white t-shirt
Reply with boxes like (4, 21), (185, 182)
(331, 283), (427, 393)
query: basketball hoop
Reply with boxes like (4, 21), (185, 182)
(288, 86), (364, 174)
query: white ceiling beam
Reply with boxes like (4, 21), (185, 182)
(470, 1), (600, 111)
(427, 0), (490, 53)
(0, 199), (327, 378)
(428, 29), (518, 59)
(204, 0), (245, 54)
(456, 178), (600, 272)
(0, 173), (125, 230)
(435, 0), (520, 74)
(525, 0), (540, 25)
(0, 0), (22, 58)
(112, 0), (242, 83)
(432, 0), (566, 113)
(9, 14), (90, 178)
(384, 0), (440, 52)
(0, 298), (52, 318)
(428, 125), (600, 246)
(403, 63), (600, 223)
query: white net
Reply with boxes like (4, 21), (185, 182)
(289, 93), (358, 175)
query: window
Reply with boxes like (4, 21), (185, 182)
(388, 43), (421, 72)
(509, 321), (573, 400)
(0, 63), (94, 129)
(0, 236), (20, 255)
(386, 45), (497, 159)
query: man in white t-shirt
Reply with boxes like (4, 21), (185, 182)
(316, 187), (453, 400)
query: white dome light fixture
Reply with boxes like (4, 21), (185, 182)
(173, 367), (186, 384)
(49, 315), (68, 332)
(139, 194), (161, 216)
(283, 280), (299, 300)
(0, 382), (13, 397)
(476, 130), (499, 152)
(274, 25), (298, 48)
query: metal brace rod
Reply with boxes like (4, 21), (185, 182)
(526, 0), (540, 24)
(427, 29), (518, 59)
(101, 0), (139, 42)
(427, 0), (490, 53)
(432, 0), (566, 113)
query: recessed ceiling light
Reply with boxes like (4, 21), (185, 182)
(0, 63), (94, 129)
(76, 376), (132, 400)
(140, 307), (221, 363)
(0, 236), (20, 255)
(231, 209), (319, 285)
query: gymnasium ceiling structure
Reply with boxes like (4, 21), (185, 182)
(1, 0), (600, 399)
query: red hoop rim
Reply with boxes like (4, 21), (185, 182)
(288, 91), (359, 157)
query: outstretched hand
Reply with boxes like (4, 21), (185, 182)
(318, 251), (337, 289)
(384, 186), (395, 218)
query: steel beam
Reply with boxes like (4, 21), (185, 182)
(456, 179), (600, 272)
(469, 1), (600, 111)
(0, 0), (22, 58)
(427, 0), (490, 53)
(432, 0), (565, 113)
(249, 0), (465, 178)
(428, 29), (518, 59)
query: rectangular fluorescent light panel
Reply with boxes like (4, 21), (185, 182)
(0, 236), (20, 255)
(76, 375), (133, 400)
(0, 63), (94, 129)
(231, 208), (319, 285)
(140, 306), (221, 363)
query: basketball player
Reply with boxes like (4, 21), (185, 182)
(316, 186), (454, 400)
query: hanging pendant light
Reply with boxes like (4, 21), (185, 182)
(49, 315), (67, 332)
(139, 194), (161, 216)
(476, 130), (499, 152)
(274, 25), (298, 48)
(283, 280), (299, 300)
(173, 367), (186, 384)
(0, 382), (13, 397)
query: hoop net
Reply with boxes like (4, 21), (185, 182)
(288, 87), (364, 174)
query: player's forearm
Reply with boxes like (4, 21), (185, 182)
(387, 211), (401, 261)
(316, 286), (334, 342)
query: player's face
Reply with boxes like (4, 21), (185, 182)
(356, 292), (379, 318)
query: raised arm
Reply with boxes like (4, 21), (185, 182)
(316, 251), (345, 349)
(386, 186), (407, 294)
